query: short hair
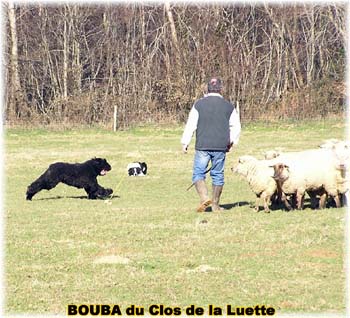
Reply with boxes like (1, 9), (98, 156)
(207, 77), (222, 93)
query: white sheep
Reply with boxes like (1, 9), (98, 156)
(233, 155), (285, 213)
(264, 149), (282, 160)
(271, 162), (327, 209)
(331, 141), (350, 206)
(319, 138), (341, 149)
(264, 148), (321, 162)
(271, 148), (343, 209)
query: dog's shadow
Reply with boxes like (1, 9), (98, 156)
(223, 201), (250, 209)
(35, 195), (120, 201)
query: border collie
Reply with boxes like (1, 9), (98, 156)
(127, 162), (147, 176)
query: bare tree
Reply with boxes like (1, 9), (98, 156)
(4, 3), (346, 125)
(7, 1), (24, 118)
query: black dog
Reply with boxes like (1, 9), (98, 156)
(127, 162), (147, 176)
(26, 158), (113, 200)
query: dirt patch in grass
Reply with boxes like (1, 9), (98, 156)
(306, 249), (339, 259)
(93, 255), (131, 265)
(184, 264), (221, 274)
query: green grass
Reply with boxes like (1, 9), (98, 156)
(4, 119), (347, 316)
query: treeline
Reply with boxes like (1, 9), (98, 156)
(5, 3), (346, 128)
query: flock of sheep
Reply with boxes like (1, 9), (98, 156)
(232, 139), (349, 212)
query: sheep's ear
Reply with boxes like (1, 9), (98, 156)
(268, 165), (274, 168)
(284, 164), (289, 169)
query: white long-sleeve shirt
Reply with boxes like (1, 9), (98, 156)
(181, 93), (241, 147)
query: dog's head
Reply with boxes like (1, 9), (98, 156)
(90, 158), (112, 176)
(140, 162), (147, 175)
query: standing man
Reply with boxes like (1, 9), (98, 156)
(181, 77), (241, 212)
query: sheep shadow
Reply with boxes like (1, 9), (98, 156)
(257, 198), (328, 212)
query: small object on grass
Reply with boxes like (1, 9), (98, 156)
(195, 218), (208, 227)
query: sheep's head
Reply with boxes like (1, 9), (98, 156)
(271, 163), (290, 182)
(332, 141), (349, 172)
(232, 155), (256, 176)
(264, 150), (281, 160)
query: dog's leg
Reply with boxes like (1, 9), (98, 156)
(26, 168), (61, 200)
(26, 181), (41, 200)
(101, 187), (113, 198)
(95, 184), (113, 198)
(86, 183), (113, 199)
(84, 186), (96, 199)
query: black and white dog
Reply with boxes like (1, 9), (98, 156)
(127, 162), (147, 176)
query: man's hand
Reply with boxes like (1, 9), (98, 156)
(226, 142), (234, 152)
(182, 144), (188, 154)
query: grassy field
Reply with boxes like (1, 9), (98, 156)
(4, 119), (347, 316)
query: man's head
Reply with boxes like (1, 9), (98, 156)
(207, 77), (222, 93)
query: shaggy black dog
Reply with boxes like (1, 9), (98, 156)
(26, 158), (113, 200)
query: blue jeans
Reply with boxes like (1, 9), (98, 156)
(192, 150), (226, 186)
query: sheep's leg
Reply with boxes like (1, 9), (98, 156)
(296, 191), (305, 210)
(262, 192), (270, 213)
(319, 193), (327, 209)
(343, 191), (349, 207)
(339, 193), (345, 207)
(281, 192), (292, 211)
(291, 194), (297, 209)
(254, 197), (260, 212)
(308, 192), (318, 209)
(300, 195), (305, 210)
(333, 194), (341, 208)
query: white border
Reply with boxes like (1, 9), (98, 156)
(1, 1), (349, 318)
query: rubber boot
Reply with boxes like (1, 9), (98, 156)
(212, 185), (224, 212)
(194, 180), (212, 212)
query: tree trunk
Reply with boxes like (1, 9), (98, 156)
(8, 1), (23, 118)
(164, 1), (179, 52)
(306, 5), (315, 86)
(63, 5), (69, 99)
